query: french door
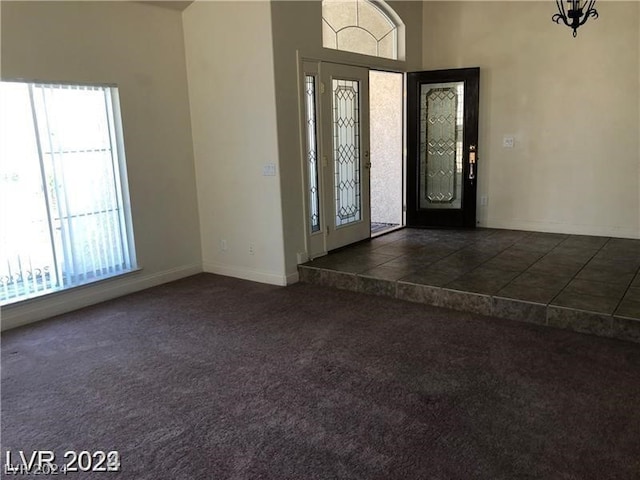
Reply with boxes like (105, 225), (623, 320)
(406, 68), (480, 228)
(302, 61), (371, 257)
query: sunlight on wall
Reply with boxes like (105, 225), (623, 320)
(369, 70), (403, 226)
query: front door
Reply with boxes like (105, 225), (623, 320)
(321, 63), (371, 251)
(300, 61), (372, 258)
(406, 68), (480, 228)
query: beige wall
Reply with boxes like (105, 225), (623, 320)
(423, 1), (640, 238)
(270, 0), (424, 276)
(1, 1), (201, 328)
(183, 1), (288, 285)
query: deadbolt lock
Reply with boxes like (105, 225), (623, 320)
(469, 145), (477, 181)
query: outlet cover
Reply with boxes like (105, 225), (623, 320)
(262, 163), (276, 176)
(502, 136), (514, 148)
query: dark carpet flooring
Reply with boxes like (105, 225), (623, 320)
(2, 273), (640, 479)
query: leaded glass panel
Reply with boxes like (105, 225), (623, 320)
(322, 0), (399, 60)
(419, 82), (464, 210)
(332, 79), (361, 226)
(336, 27), (378, 57)
(304, 75), (321, 233)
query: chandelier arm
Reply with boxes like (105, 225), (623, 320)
(553, 0), (567, 25)
(552, 0), (570, 26)
(579, 0), (599, 26)
(552, 14), (570, 27)
(558, 0), (567, 17)
(588, 0), (598, 18)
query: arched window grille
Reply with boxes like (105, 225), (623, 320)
(322, 0), (405, 61)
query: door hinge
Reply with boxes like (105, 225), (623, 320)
(326, 225), (330, 235)
(320, 82), (325, 94)
(322, 155), (328, 167)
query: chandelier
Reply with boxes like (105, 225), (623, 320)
(552, 0), (599, 37)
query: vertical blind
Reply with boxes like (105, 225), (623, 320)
(0, 82), (136, 304)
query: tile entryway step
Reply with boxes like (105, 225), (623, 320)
(298, 265), (640, 344)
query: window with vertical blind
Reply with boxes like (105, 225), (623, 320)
(0, 81), (137, 305)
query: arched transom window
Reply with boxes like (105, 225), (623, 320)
(322, 0), (404, 60)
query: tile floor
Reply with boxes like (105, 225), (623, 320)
(298, 228), (640, 344)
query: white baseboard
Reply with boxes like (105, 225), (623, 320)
(202, 262), (289, 286)
(483, 219), (640, 240)
(0, 264), (202, 331)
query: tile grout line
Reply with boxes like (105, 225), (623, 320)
(544, 236), (610, 310)
(478, 235), (548, 297)
(513, 237), (567, 294)
(615, 256), (640, 318)
(412, 232), (523, 291)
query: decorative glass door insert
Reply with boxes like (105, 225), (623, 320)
(332, 78), (362, 227)
(304, 75), (321, 233)
(419, 82), (464, 210)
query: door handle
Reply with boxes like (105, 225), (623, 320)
(469, 145), (477, 181)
